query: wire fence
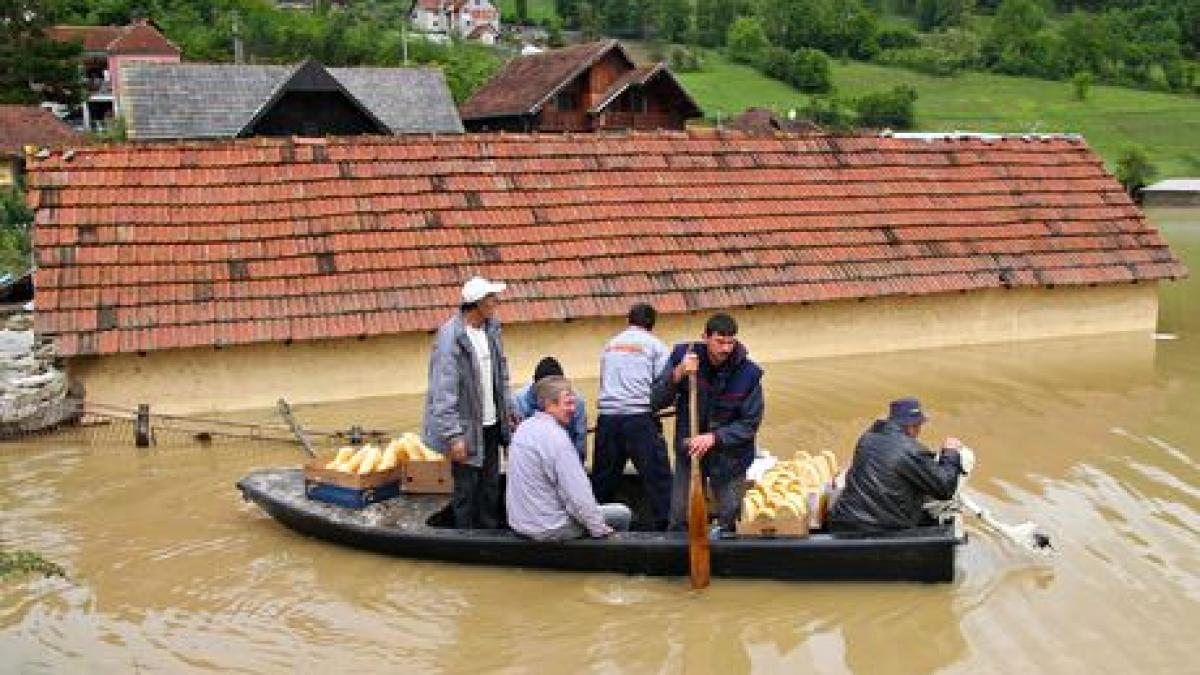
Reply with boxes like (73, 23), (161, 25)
(0, 398), (402, 451)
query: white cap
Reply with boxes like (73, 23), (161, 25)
(461, 276), (506, 304)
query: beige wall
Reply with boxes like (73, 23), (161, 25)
(68, 283), (1160, 414)
(0, 158), (15, 187)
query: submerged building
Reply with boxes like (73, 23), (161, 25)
(24, 131), (1186, 412)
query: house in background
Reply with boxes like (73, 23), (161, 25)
(117, 59), (463, 140)
(0, 106), (81, 188)
(45, 18), (181, 132)
(460, 40), (702, 132)
(409, 0), (501, 45)
(1140, 179), (1200, 208)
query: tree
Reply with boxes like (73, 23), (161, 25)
(657, 0), (693, 43)
(697, 0), (747, 48)
(0, 188), (33, 275)
(726, 16), (769, 64)
(547, 18), (566, 47)
(984, 0), (1051, 76)
(755, 45), (790, 80)
(916, 0), (975, 31)
(0, 0), (84, 104)
(788, 48), (834, 93)
(1115, 147), (1157, 197)
(577, 1), (600, 40)
(855, 85), (918, 129)
(515, 0), (529, 23)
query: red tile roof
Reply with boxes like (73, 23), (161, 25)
(24, 131), (1186, 357)
(0, 105), (82, 156)
(45, 22), (180, 56)
(460, 40), (629, 119)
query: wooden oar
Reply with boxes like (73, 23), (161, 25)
(687, 368), (711, 589)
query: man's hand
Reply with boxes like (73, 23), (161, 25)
(674, 352), (699, 383)
(687, 432), (717, 458)
(942, 436), (964, 451)
(447, 438), (468, 464)
(958, 446), (976, 475)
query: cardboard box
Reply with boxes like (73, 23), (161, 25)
(303, 461), (406, 509)
(303, 461), (406, 490)
(400, 460), (451, 494)
(736, 515), (810, 538)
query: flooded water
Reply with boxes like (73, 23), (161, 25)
(2, 209), (1198, 673)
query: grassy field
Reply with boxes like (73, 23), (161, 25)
(496, 0), (558, 23)
(674, 52), (1200, 177)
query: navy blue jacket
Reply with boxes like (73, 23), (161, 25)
(651, 341), (764, 476)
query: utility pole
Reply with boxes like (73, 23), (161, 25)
(233, 10), (245, 65)
(402, 19), (409, 65)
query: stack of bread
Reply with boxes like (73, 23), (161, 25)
(323, 432), (442, 475)
(740, 450), (838, 532)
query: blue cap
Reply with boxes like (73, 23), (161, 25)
(888, 397), (928, 426)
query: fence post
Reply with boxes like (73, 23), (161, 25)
(135, 403), (152, 447)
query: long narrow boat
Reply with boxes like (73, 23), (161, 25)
(237, 468), (965, 583)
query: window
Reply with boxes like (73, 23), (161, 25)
(555, 89), (578, 112)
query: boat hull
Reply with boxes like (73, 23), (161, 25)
(238, 468), (963, 583)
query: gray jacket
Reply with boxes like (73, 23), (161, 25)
(422, 312), (512, 467)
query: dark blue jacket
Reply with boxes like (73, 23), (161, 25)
(651, 341), (764, 477)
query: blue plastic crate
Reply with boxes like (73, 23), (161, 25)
(305, 479), (401, 509)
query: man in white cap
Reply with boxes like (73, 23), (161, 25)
(423, 275), (513, 529)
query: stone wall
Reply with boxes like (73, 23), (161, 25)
(0, 313), (76, 435)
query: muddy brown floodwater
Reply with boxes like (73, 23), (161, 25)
(2, 209), (1198, 673)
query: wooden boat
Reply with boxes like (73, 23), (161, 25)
(237, 468), (965, 583)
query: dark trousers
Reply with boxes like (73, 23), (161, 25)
(450, 423), (501, 529)
(668, 450), (751, 532)
(590, 413), (672, 530)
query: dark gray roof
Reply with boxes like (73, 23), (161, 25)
(118, 62), (463, 140)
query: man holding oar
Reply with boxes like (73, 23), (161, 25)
(653, 313), (764, 532)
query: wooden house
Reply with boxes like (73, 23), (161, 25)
(460, 40), (702, 132)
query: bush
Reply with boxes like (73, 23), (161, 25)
(667, 44), (704, 72)
(1116, 146), (1157, 196)
(726, 16), (769, 65)
(787, 48), (833, 93)
(855, 85), (919, 129)
(877, 27), (921, 51)
(875, 28), (980, 77)
(876, 46), (963, 76)
(798, 95), (856, 131)
(0, 189), (32, 275)
(1071, 71), (1093, 100)
(756, 45), (791, 81)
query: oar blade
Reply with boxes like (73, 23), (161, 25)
(688, 469), (711, 589)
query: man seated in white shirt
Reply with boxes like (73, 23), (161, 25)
(506, 376), (631, 540)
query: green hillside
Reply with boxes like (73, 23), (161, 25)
(496, 0), (559, 23)
(676, 53), (1200, 177)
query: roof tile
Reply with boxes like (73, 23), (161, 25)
(24, 132), (1187, 356)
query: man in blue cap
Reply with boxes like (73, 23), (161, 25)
(828, 397), (970, 532)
